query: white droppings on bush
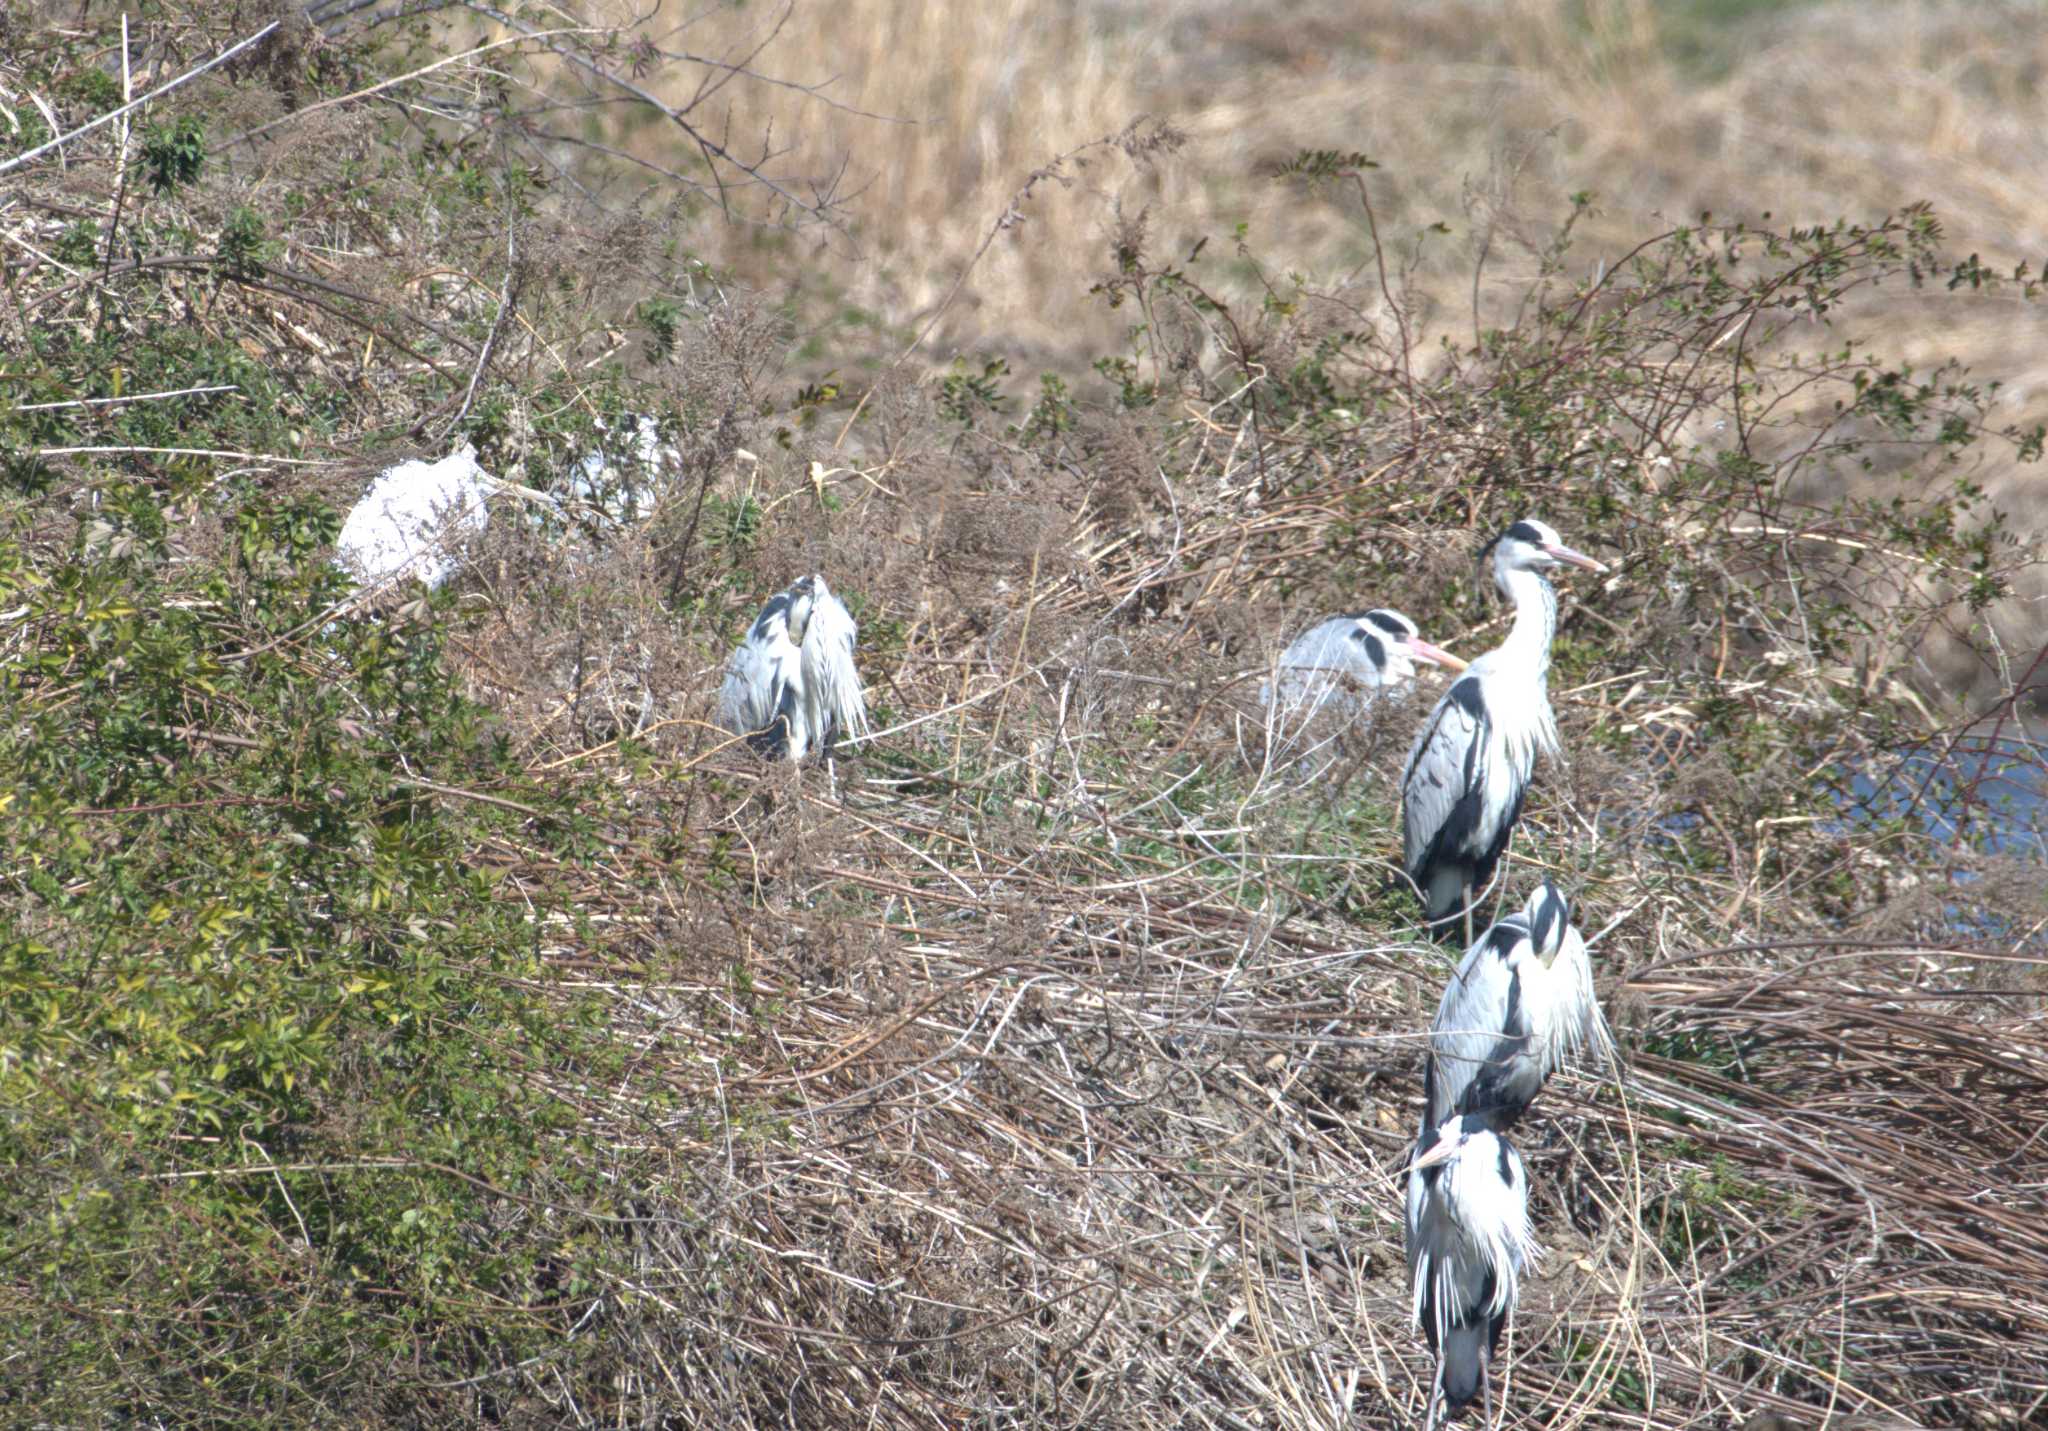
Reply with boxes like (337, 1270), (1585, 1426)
(335, 445), (499, 592)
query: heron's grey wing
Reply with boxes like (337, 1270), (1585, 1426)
(719, 633), (799, 744)
(800, 589), (867, 745)
(1427, 936), (1517, 1127)
(717, 639), (765, 734)
(1402, 679), (1487, 874)
(1271, 616), (1380, 713)
(720, 592), (789, 730)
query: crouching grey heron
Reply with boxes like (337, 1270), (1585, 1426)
(1407, 1111), (1540, 1428)
(717, 573), (869, 767)
(1424, 880), (1613, 1131)
(1261, 608), (1467, 720)
(1400, 519), (1607, 939)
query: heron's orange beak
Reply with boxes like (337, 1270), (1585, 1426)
(1543, 543), (1609, 574)
(1407, 638), (1469, 674)
(1410, 1137), (1460, 1172)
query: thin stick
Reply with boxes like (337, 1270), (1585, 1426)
(17, 384), (239, 412)
(91, 12), (135, 338)
(32, 445), (332, 465)
(443, 210), (517, 436)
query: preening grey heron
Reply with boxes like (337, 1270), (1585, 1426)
(717, 573), (869, 765)
(1261, 608), (1467, 720)
(1407, 1111), (1540, 1428)
(1423, 880), (1613, 1131)
(1400, 519), (1607, 938)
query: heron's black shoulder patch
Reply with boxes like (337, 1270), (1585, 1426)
(751, 593), (791, 637)
(1486, 917), (1527, 961)
(1506, 519), (1546, 545)
(1449, 675), (1487, 719)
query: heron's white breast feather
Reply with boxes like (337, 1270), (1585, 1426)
(1406, 1135), (1540, 1342)
(800, 588), (868, 746)
(1554, 927), (1614, 1068)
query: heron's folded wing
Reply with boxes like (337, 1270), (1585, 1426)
(719, 636), (799, 738)
(1275, 616), (1391, 714)
(1402, 677), (1487, 872)
(1426, 935), (1516, 1126)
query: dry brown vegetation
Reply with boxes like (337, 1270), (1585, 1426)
(635, 0), (2048, 712)
(3, 3), (2047, 1428)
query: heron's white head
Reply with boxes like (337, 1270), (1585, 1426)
(1360, 608), (1469, 681)
(1524, 880), (1571, 967)
(783, 574), (820, 646)
(1410, 1111), (1508, 1180)
(1487, 518), (1607, 597)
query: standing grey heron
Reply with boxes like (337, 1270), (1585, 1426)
(1400, 519), (1607, 938)
(717, 573), (869, 767)
(1261, 608), (1467, 720)
(1423, 880), (1613, 1131)
(1406, 1110), (1540, 1428)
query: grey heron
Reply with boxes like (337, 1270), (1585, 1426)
(1261, 608), (1467, 720)
(1400, 519), (1607, 938)
(1406, 1111), (1540, 1428)
(1423, 880), (1613, 1131)
(717, 573), (869, 766)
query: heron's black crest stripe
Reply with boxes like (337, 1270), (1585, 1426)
(1358, 632), (1387, 670)
(1505, 519), (1547, 545)
(1530, 889), (1560, 956)
(1364, 609), (1412, 638)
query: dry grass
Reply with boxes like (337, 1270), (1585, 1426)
(450, 374), (2048, 1423)
(652, 0), (2048, 363)
(631, 0), (2048, 699)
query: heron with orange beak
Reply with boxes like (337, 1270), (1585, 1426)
(1400, 519), (1608, 940)
(1406, 1110), (1540, 1428)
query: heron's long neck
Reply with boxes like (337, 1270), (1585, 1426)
(1499, 568), (1558, 687)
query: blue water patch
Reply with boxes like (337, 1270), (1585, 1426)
(1836, 737), (2046, 860)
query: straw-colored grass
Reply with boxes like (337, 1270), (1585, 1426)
(4, 4), (2045, 1426)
